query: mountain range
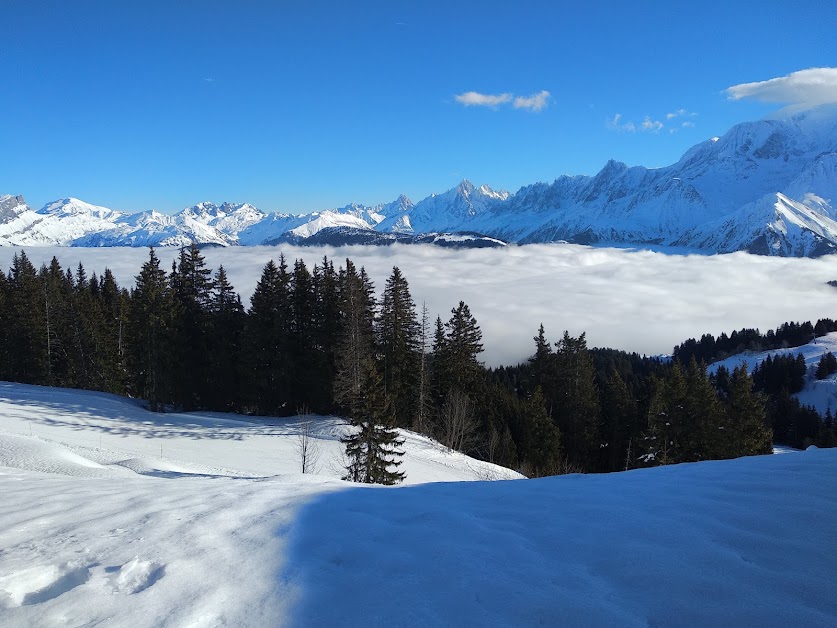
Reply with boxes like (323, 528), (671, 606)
(3, 105), (837, 256)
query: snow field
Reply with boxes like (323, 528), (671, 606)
(1, 382), (835, 626)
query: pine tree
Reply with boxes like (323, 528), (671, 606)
(6, 251), (48, 384)
(599, 370), (638, 471)
(376, 266), (421, 428)
(290, 258), (318, 411)
(206, 265), (245, 411)
(520, 387), (562, 477)
(553, 331), (600, 470)
(341, 356), (405, 485)
(310, 256), (341, 413)
(170, 244), (214, 410)
(244, 256), (292, 414)
(127, 248), (174, 411)
(333, 260), (376, 415)
(725, 364), (772, 457)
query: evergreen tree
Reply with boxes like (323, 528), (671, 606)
(376, 266), (421, 427)
(341, 357), (405, 485)
(414, 301), (433, 433)
(333, 260), (376, 415)
(289, 258), (318, 410)
(520, 387), (562, 477)
(170, 244), (214, 410)
(310, 256), (341, 413)
(599, 370), (638, 471)
(725, 364), (773, 457)
(206, 265), (246, 411)
(6, 251), (48, 384)
(553, 331), (600, 470)
(244, 256), (292, 414)
(127, 248), (174, 411)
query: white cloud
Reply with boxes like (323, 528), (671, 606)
(682, 120), (695, 128)
(513, 90), (551, 112)
(454, 91), (513, 107)
(641, 116), (664, 133)
(607, 113), (636, 132)
(666, 108), (686, 120)
(725, 67), (837, 113)
(4, 245), (836, 367)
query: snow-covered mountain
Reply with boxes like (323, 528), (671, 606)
(3, 105), (837, 255)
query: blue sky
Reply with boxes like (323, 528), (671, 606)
(2, 0), (835, 214)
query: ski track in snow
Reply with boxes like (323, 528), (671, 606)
(0, 382), (835, 626)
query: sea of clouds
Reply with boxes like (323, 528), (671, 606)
(2, 244), (836, 366)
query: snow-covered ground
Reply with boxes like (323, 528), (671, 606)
(711, 331), (837, 414)
(1, 382), (836, 626)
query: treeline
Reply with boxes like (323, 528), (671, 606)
(673, 320), (837, 365)
(1, 247), (835, 482)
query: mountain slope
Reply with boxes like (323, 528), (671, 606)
(3, 105), (837, 255)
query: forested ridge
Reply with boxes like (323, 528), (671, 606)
(1, 246), (835, 483)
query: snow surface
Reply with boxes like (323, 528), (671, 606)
(1, 382), (835, 626)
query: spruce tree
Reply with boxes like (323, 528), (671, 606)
(376, 266), (421, 427)
(520, 387), (562, 477)
(170, 243), (214, 410)
(127, 248), (174, 411)
(341, 356), (405, 485)
(333, 260), (376, 415)
(553, 331), (600, 470)
(725, 364), (773, 457)
(244, 256), (292, 414)
(6, 251), (48, 384)
(206, 265), (245, 411)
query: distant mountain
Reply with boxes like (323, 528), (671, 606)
(3, 105), (837, 255)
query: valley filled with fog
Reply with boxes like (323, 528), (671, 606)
(2, 243), (835, 365)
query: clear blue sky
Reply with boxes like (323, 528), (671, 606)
(2, 0), (835, 214)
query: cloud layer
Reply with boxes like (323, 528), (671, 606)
(4, 245), (836, 367)
(455, 90), (550, 112)
(725, 67), (837, 113)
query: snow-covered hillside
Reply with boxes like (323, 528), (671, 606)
(710, 331), (837, 414)
(1, 382), (835, 626)
(3, 106), (837, 255)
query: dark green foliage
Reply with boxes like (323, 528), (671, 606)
(341, 355), (405, 485)
(126, 248), (174, 411)
(673, 321), (821, 365)
(376, 266), (421, 427)
(333, 260), (376, 415)
(243, 256), (293, 414)
(725, 365), (773, 457)
(553, 331), (600, 470)
(815, 352), (837, 379)
(519, 387), (562, 477)
(752, 354), (807, 395)
(205, 266), (245, 411)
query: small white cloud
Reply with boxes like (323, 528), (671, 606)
(725, 67), (837, 113)
(607, 113), (636, 132)
(513, 90), (551, 112)
(455, 91), (513, 108)
(681, 121), (695, 128)
(666, 108), (687, 119)
(641, 116), (664, 133)
(203, 77), (216, 83)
